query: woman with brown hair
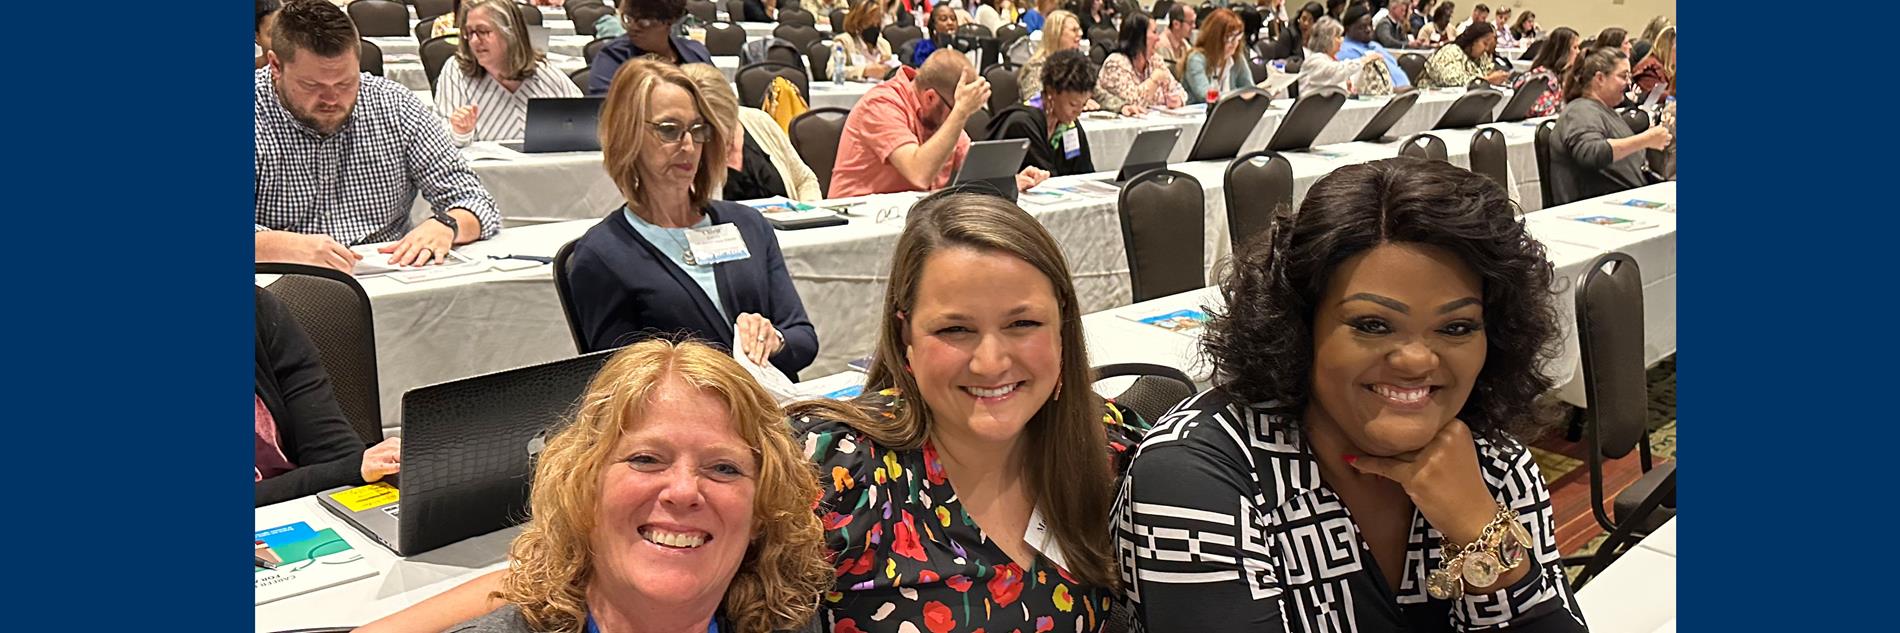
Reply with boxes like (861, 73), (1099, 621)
(1180, 8), (1255, 103)
(1509, 26), (1580, 117)
(442, 340), (832, 632)
(788, 190), (1149, 632)
(567, 58), (819, 376)
(828, 0), (898, 82)
(1551, 47), (1672, 204)
(434, 0), (583, 146)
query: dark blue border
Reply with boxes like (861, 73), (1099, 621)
(11, 7), (250, 628)
(1689, 2), (1893, 631)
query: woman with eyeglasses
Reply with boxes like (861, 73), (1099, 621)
(586, 0), (714, 96)
(434, 0), (583, 147)
(565, 58), (819, 377)
(1180, 8), (1255, 104)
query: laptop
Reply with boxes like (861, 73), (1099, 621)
(499, 96), (605, 153)
(950, 139), (1031, 203)
(319, 349), (619, 556)
(527, 24), (551, 53)
(1100, 127), (1181, 184)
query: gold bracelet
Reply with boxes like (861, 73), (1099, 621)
(1426, 503), (1536, 600)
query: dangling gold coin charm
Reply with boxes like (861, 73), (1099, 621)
(1508, 520), (1534, 549)
(1427, 569), (1464, 600)
(1462, 551), (1502, 588)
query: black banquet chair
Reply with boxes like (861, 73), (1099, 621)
(735, 62), (811, 109)
(358, 39), (384, 76)
(1468, 127), (1510, 191)
(790, 107), (851, 197)
(1223, 150), (1293, 253)
(347, 0), (409, 38)
(1398, 132), (1448, 162)
(255, 263), (384, 446)
(1093, 363), (1197, 425)
(1117, 169), (1207, 303)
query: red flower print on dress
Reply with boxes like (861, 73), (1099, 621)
(893, 510), (928, 561)
(1035, 616), (1055, 633)
(917, 569), (941, 583)
(839, 546), (877, 576)
(988, 563), (1025, 607)
(945, 574), (974, 592)
(833, 618), (866, 633)
(824, 511), (853, 531)
(923, 601), (957, 633)
(921, 442), (948, 484)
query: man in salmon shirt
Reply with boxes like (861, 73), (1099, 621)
(828, 49), (1050, 198)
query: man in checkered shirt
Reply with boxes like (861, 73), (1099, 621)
(255, 0), (501, 273)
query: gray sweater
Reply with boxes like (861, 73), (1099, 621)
(1550, 97), (1652, 205)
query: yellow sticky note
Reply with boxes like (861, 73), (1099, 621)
(328, 482), (400, 512)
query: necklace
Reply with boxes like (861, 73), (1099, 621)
(660, 227), (701, 266)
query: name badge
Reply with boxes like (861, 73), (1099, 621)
(1023, 505), (1071, 572)
(1061, 127), (1082, 159)
(685, 224), (750, 265)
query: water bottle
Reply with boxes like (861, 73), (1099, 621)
(832, 40), (847, 85)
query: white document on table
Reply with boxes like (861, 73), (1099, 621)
(731, 326), (800, 405)
(462, 142), (524, 162)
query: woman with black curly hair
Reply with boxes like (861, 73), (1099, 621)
(1114, 158), (1588, 633)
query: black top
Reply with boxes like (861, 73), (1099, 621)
(566, 201), (819, 378)
(724, 130), (790, 201)
(1267, 24), (1309, 61)
(985, 104), (1096, 176)
(254, 287), (369, 507)
(743, 0), (772, 22)
(587, 34), (715, 96)
(1115, 389), (1588, 633)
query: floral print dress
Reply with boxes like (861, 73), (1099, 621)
(794, 390), (1149, 633)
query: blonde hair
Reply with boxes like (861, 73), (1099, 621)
(1651, 26), (1676, 89)
(784, 192), (1122, 590)
(454, 0), (544, 81)
(1034, 10), (1079, 61)
(679, 63), (742, 157)
(599, 58), (729, 212)
(500, 340), (831, 633)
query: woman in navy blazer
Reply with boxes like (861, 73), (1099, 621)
(567, 58), (818, 379)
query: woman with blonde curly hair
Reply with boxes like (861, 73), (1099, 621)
(361, 340), (832, 633)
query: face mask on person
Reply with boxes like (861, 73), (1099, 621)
(863, 27), (881, 44)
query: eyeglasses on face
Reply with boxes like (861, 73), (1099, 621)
(648, 120), (712, 145)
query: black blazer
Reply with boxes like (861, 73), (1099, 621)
(986, 104), (1096, 177)
(567, 201), (819, 379)
(255, 287), (370, 507)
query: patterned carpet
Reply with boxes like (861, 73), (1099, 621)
(1527, 357), (1676, 578)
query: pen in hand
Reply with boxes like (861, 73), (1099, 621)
(487, 254), (553, 264)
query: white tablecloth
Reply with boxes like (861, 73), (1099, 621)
(366, 33), (595, 58)
(1084, 87), (1514, 176)
(407, 16), (577, 37)
(739, 21), (832, 41)
(341, 119), (1548, 429)
(384, 53), (588, 91)
(1577, 518), (1677, 633)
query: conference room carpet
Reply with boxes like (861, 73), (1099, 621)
(1528, 357), (1677, 570)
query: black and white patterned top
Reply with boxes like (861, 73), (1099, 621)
(253, 68), (500, 245)
(1114, 389), (1587, 633)
(432, 60), (584, 146)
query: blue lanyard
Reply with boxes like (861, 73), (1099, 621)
(585, 612), (718, 633)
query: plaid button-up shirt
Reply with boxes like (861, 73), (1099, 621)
(253, 68), (500, 245)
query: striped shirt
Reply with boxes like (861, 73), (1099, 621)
(432, 59), (584, 146)
(253, 68), (501, 245)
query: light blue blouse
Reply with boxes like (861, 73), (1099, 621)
(623, 208), (726, 319)
(1182, 50), (1257, 104)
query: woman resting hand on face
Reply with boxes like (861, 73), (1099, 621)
(1114, 157), (1588, 633)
